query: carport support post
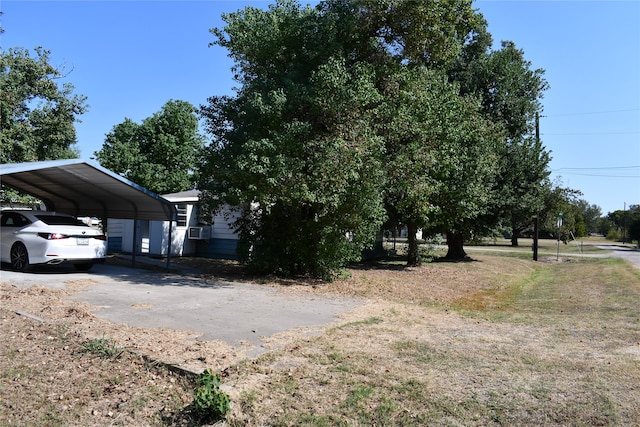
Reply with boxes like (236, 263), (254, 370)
(132, 217), (138, 268)
(166, 219), (173, 271)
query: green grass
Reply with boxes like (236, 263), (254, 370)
(470, 237), (613, 255)
(509, 258), (639, 317)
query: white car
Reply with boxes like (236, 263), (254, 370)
(0, 210), (107, 271)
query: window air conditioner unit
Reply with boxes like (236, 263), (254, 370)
(188, 226), (211, 240)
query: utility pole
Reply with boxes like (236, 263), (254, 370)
(533, 112), (540, 261)
(623, 202), (627, 243)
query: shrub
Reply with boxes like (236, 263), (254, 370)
(606, 229), (619, 241)
(189, 369), (230, 423)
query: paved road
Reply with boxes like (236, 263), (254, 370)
(463, 243), (640, 268)
(0, 262), (361, 355)
(595, 244), (640, 268)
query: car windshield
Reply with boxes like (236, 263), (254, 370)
(35, 215), (87, 226)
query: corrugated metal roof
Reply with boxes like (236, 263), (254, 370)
(161, 189), (200, 203)
(0, 159), (176, 221)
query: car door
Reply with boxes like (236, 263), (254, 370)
(0, 212), (31, 261)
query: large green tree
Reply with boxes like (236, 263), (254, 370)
(380, 66), (500, 264)
(330, 0), (527, 261)
(317, 0), (500, 263)
(450, 37), (551, 248)
(537, 178), (582, 240)
(200, 0), (507, 273)
(0, 47), (87, 163)
(608, 205), (640, 244)
(200, 0), (547, 274)
(573, 199), (602, 235)
(95, 100), (205, 194)
(200, 2), (386, 278)
(338, 0), (482, 68)
(627, 206), (640, 246)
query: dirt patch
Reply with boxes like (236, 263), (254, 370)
(1, 307), (196, 425)
(131, 303), (155, 309)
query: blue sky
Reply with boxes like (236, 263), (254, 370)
(1, 1), (638, 215)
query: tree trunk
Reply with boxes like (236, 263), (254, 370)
(445, 231), (468, 260)
(511, 228), (519, 247)
(406, 221), (419, 266)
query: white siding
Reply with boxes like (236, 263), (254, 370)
(212, 207), (240, 241)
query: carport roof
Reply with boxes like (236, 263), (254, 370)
(0, 159), (176, 221)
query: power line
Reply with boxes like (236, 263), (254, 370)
(553, 166), (640, 171)
(552, 166), (640, 178)
(542, 131), (640, 136)
(552, 173), (640, 178)
(545, 108), (640, 117)
(551, 169), (640, 178)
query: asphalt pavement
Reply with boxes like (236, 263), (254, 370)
(462, 242), (640, 268)
(0, 260), (361, 356)
(595, 244), (640, 268)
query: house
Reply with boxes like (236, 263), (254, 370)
(106, 190), (240, 259)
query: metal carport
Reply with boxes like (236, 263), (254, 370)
(0, 159), (177, 268)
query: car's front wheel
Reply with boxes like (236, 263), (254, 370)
(10, 242), (31, 272)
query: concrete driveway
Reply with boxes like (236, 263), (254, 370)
(0, 261), (361, 355)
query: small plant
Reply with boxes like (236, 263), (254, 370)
(189, 369), (231, 423)
(79, 337), (123, 358)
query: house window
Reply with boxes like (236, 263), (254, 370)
(176, 204), (188, 227)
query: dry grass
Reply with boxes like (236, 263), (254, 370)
(1, 252), (640, 426)
(218, 256), (640, 426)
(0, 309), (195, 426)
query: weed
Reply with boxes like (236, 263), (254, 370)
(188, 368), (231, 423)
(327, 351), (343, 362)
(79, 336), (123, 358)
(143, 357), (163, 372)
(333, 363), (351, 373)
